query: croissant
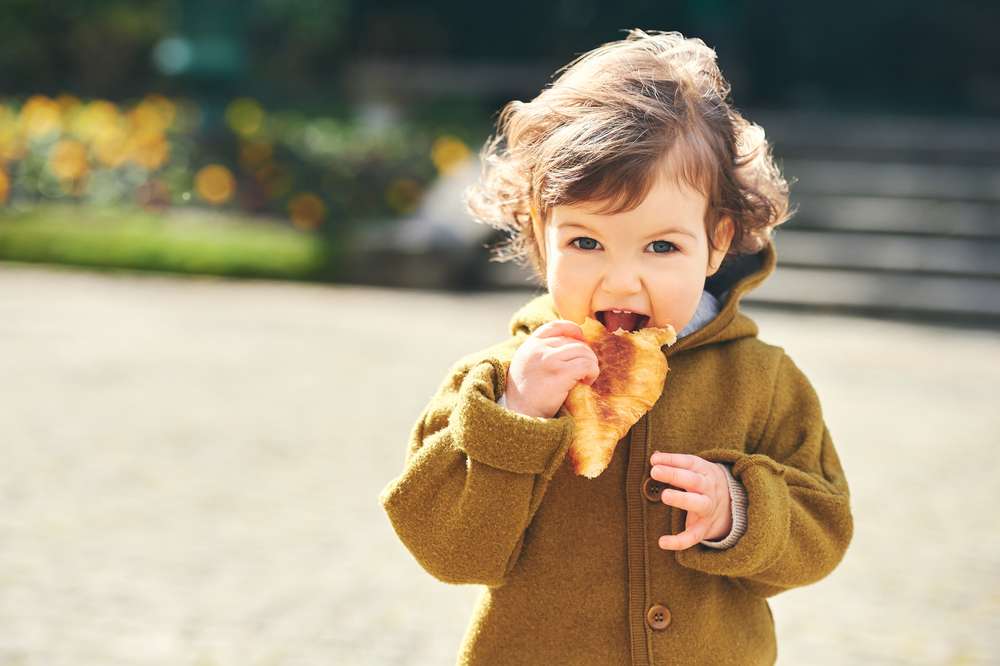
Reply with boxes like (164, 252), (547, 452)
(562, 316), (677, 478)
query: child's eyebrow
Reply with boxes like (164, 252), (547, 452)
(558, 222), (594, 233)
(642, 227), (697, 240)
(559, 222), (696, 240)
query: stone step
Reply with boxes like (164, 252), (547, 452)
(749, 266), (1000, 318)
(782, 159), (1000, 202)
(789, 194), (999, 238)
(755, 110), (1000, 166)
(772, 229), (1000, 278)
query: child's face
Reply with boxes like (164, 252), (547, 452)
(537, 168), (732, 334)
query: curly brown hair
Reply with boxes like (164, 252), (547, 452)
(463, 28), (796, 286)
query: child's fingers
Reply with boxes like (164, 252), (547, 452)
(546, 348), (599, 384)
(658, 527), (706, 551)
(533, 320), (584, 340)
(545, 343), (593, 364)
(541, 337), (591, 351)
(659, 488), (711, 515)
(650, 451), (708, 473)
(650, 464), (709, 494)
(564, 357), (600, 385)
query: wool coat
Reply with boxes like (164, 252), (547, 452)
(379, 241), (853, 665)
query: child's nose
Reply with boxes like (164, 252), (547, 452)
(601, 262), (643, 295)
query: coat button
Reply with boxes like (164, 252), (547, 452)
(641, 476), (665, 502)
(641, 476), (679, 502)
(646, 604), (671, 630)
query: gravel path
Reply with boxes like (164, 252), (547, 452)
(0, 262), (997, 665)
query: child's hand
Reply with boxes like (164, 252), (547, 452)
(504, 320), (600, 419)
(649, 452), (733, 550)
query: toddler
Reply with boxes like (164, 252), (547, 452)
(379, 29), (853, 666)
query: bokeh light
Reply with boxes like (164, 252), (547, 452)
(225, 98), (264, 137)
(132, 95), (176, 133)
(195, 164), (236, 205)
(288, 192), (326, 230)
(430, 135), (471, 175)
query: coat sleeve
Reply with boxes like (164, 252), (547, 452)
(673, 352), (853, 598)
(378, 339), (575, 588)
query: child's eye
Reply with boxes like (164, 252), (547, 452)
(647, 240), (678, 254)
(570, 237), (601, 251)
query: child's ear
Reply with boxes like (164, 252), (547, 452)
(706, 216), (735, 277)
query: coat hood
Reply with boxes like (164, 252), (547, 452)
(507, 240), (777, 356)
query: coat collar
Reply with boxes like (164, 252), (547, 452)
(507, 240), (777, 356)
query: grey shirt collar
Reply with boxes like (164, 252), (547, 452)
(677, 289), (721, 338)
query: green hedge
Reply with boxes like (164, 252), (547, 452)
(0, 204), (338, 281)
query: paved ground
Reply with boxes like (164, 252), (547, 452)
(0, 261), (998, 665)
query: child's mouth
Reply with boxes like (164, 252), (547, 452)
(596, 310), (650, 333)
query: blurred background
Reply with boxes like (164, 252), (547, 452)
(1, 0), (999, 317)
(1, 1), (998, 665)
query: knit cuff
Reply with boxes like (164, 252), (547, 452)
(452, 360), (575, 480)
(699, 463), (748, 549)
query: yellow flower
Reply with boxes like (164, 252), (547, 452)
(49, 139), (89, 181)
(74, 100), (122, 142)
(127, 132), (170, 171)
(133, 94), (176, 133)
(92, 124), (129, 168)
(195, 164), (236, 205)
(21, 95), (62, 139)
(0, 105), (26, 162)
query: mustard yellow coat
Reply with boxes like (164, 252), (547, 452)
(379, 243), (853, 665)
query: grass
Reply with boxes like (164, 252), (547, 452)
(0, 204), (340, 282)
